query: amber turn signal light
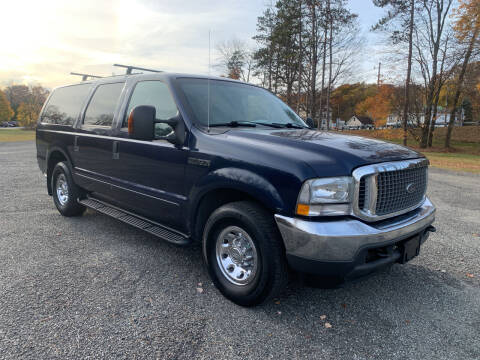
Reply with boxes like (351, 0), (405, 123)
(296, 204), (310, 216)
(128, 110), (134, 135)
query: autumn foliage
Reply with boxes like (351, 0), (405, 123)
(354, 85), (395, 127)
(0, 90), (14, 122)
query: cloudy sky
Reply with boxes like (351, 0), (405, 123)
(0, 0), (385, 89)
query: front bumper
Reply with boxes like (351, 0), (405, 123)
(275, 197), (436, 278)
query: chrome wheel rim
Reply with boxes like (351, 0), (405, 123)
(215, 225), (258, 286)
(56, 173), (69, 206)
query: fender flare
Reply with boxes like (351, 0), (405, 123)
(188, 167), (285, 231)
(45, 146), (73, 195)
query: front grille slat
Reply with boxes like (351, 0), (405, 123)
(356, 162), (427, 219)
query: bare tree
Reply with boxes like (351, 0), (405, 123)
(216, 39), (253, 82)
(413, 0), (454, 148)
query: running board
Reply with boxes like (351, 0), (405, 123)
(79, 197), (190, 246)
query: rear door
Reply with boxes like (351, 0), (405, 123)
(71, 82), (125, 199)
(107, 79), (188, 231)
(36, 83), (93, 174)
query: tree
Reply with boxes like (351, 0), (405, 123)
(216, 39), (252, 81)
(4, 85), (30, 113)
(16, 102), (42, 129)
(331, 83), (377, 120)
(372, 0), (419, 145)
(413, 0), (454, 148)
(445, 0), (480, 147)
(354, 84), (395, 127)
(253, 0), (358, 121)
(0, 90), (14, 122)
(3, 84), (49, 121)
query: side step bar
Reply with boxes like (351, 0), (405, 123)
(79, 197), (190, 246)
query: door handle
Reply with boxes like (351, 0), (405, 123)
(112, 141), (119, 160)
(74, 136), (79, 152)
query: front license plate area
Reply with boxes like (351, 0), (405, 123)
(400, 235), (421, 264)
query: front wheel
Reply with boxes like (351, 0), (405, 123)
(203, 201), (288, 306)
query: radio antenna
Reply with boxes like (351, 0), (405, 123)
(207, 29), (211, 132)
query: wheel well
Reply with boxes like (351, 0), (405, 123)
(46, 151), (67, 195)
(192, 188), (272, 242)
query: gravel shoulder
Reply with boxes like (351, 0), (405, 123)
(0, 141), (479, 359)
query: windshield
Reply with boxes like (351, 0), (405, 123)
(177, 78), (307, 128)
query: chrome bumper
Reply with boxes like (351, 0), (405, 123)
(275, 197), (435, 262)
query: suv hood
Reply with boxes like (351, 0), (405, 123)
(225, 128), (423, 176)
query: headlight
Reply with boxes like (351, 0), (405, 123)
(296, 177), (353, 216)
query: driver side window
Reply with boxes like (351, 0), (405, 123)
(124, 81), (178, 137)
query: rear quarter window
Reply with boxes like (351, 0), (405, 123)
(41, 84), (92, 125)
(83, 82), (124, 127)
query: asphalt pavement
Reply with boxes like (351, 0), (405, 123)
(0, 141), (479, 359)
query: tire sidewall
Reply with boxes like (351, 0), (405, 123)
(51, 162), (80, 215)
(203, 205), (278, 306)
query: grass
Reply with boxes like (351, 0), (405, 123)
(422, 152), (480, 173)
(1, 126), (478, 173)
(345, 127), (480, 173)
(0, 128), (35, 142)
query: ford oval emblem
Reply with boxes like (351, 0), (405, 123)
(406, 183), (416, 194)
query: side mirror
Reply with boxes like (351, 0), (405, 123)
(162, 114), (186, 146)
(305, 117), (314, 128)
(128, 105), (155, 141)
(128, 106), (186, 146)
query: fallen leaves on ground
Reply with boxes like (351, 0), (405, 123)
(466, 273), (474, 278)
(196, 287), (204, 294)
(325, 322), (332, 329)
(320, 315), (326, 320)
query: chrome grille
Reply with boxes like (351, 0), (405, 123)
(353, 159), (429, 221)
(375, 167), (427, 215)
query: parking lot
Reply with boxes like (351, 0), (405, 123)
(1, 141), (479, 359)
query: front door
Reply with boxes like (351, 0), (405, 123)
(108, 80), (188, 231)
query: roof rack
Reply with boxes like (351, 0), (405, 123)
(70, 72), (103, 81)
(113, 64), (162, 75)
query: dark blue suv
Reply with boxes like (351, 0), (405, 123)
(36, 73), (436, 306)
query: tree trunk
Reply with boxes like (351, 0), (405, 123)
(428, 99), (439, 147)
(403, 0), (415, 146)
(326, 2), (333, 130)
(318, 27), (327, 129)
(445, 26), (479, 147)
(310, 3), (318, 122)
(296, 0), (303, 114)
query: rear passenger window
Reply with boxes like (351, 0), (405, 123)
(41, 84), (91, 125)
(123, 81), (178, 127)
(83, 82), (124, 127)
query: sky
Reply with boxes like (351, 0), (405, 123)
(0, 0), (386, 89)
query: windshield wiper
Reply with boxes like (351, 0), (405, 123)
(208, 121), (257, 127)
(269, 122), (306, 129)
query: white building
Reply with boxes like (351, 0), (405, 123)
(345, 115), (374, 129)
(386, 108), (464, 128)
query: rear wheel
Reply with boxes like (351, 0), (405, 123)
(51, 162), (85, 217)
(203, 201), (288, 306)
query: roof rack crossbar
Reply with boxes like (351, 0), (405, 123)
(70, 72), (103, 81)
(113, 64), (162, 75)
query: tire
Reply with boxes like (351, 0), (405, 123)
(51, 161), (85, 217)
(203, 201), (288, 306)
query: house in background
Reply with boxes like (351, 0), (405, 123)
(386, 107), (464, 128)
(345, 115), (374, 129)
(386, 113), (423, 128)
